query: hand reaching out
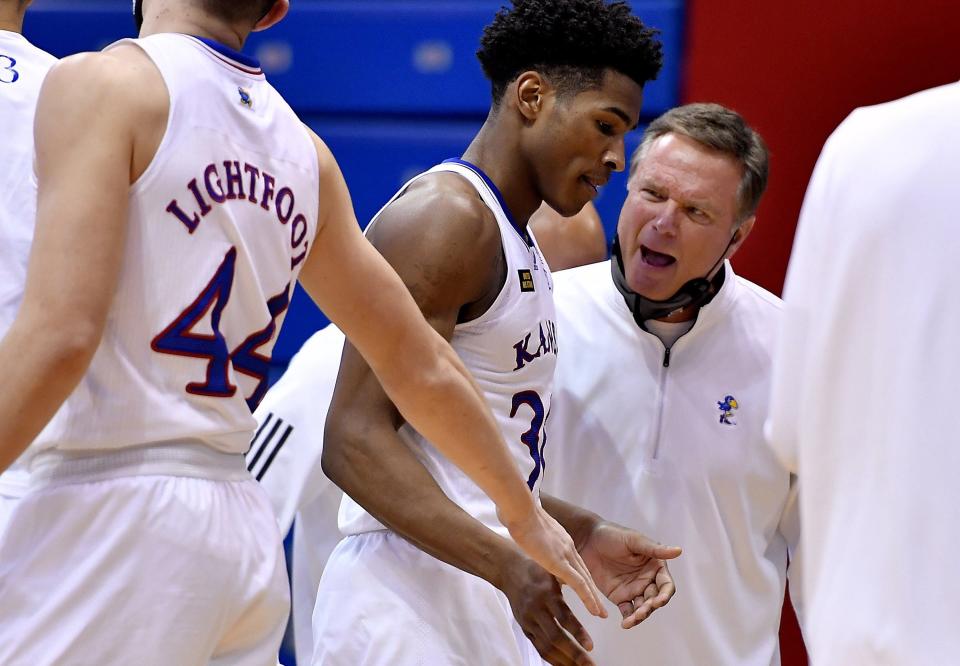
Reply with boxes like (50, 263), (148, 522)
(578, 522), (681, 629)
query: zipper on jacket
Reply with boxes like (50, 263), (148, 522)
(651, 344), (670, 459)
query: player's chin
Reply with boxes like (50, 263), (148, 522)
(551, 191), (591, 218)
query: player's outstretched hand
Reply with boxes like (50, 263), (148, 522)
(579, 522), (681, 629)
(500, 556), (596, 666)
(500, 504), (608, 619)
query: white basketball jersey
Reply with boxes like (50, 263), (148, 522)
(0, 31), (56, 495)
(32, 33), (319, 457)
(340, 160), (557, 537)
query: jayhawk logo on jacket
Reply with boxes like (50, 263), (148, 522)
(717, 395), (739, 426)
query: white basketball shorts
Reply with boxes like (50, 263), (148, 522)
(0, 443), (289, 666)
(311, 530), (540, 666)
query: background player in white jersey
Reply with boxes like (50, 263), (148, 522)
(767, 82), (959, 665)
(313, 2), (678, 665)
(0, 0), (56, 536)
(0, 0), (608, 662)
(245, 203), (608, 666)
(543, 103), (803, 665)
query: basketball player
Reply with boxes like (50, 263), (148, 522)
(768, 81), (960, 665)
(246, 202), (608, 666)
(0, 0), (56, 536)
(0, 0), (604, 662)
(313, 2), (676, 664)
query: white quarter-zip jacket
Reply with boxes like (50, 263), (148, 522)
(543, 259), (801, 666)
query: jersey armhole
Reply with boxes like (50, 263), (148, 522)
(433, 167), (513, 332)
(106, 39), (176, 194)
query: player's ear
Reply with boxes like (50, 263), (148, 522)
(515, 71), (549, 123)
(252, 0), (288, 32)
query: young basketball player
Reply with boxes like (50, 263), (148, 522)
(0, 0), (57, 538)
(312, 2), (676, 664)
(245, 202), (608, 666)
(0, 0), (602, 662)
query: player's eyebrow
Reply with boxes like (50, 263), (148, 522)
(604, 106), (639, 130)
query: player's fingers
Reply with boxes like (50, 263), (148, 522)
(559, 555), (607, 619)
(525, 626), (591, 666)
(533, 613), (596, 666)
(548, 597), (593, 653)
(620, 598), (654, 629)
(651, 565), (677, 607)
(622, 532), (683, 560)
(609, 572), (658, 607)
(621, 578), (674, 629)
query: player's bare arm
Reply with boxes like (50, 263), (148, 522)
(541, 494), (681, 629)
(309, 172), (600, 665)
(296, 132), (605, 616)
(0, 45), (167, 471)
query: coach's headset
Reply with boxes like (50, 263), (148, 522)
(610, 230), (738, 329)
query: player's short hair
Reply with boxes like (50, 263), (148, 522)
(632, 103), (770, 222)
(200, 0), (274, 25)
(477, 0), (663, 106)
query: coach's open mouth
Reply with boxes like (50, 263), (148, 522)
(641, 245), (676, 267)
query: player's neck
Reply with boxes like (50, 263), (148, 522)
(462, 119), (540, 231)
(0, 7), (25, 33)
(140, 13), (246, 51)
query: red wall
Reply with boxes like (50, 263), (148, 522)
(682, 2), (960, 663)
(683, 0), (960, 296)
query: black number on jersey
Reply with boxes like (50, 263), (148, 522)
(151, 246), (290, 411)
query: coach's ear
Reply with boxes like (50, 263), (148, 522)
(726, 215), (756, 261)
(253, 0), (289, 32)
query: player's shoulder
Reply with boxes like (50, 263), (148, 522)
(846, 82), (959, 131)
(373, 170), (500, 254)
(401, 171), (496, 229)
(42, 46), (165, 115)
(828, 82), (959, 160)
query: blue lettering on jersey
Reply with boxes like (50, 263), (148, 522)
(165, 160), (311, 268)
(512, 320), (558, 371)
(0, 54), (19, 84)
